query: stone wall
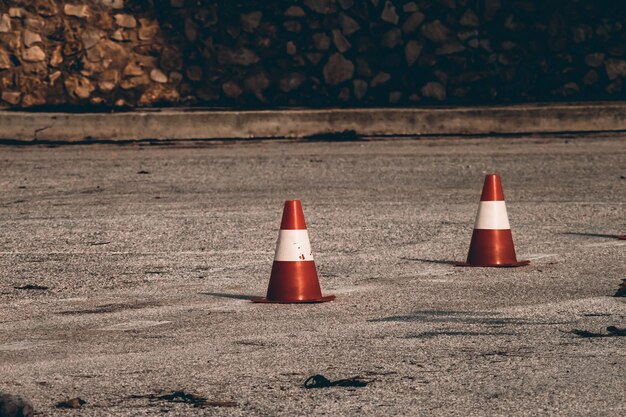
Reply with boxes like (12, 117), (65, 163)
(1, 0), (626, 109)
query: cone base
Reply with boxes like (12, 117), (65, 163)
(458, 229), (528, 268)
(251, 295), (335, 304)
(454, 260), (530, 268)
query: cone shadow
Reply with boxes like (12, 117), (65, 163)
(399, 257), (455, 265)
(199, 292), (257, 300)
(403, 330), (517, 339)
(369, 310), (567, 325)
(562, 232), (620, 239)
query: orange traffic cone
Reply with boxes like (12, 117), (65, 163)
(456, 174), (529, 267)
(252, 200), (335, 303)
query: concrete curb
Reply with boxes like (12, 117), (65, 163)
(1, 102), (626, 142)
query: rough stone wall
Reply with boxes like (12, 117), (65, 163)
(1, 0), (626, 109)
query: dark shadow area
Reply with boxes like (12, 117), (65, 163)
(570, 326), (625, 338)
(303, 374), (374, 389)
(14, 284), (49, 291)
(129, 391), (236, 408)
(399, 257), (456, 265)
(4, 104), (135, 113)
(0, 138), (167, 147)
(199, 292), (256, 300)
(369, 310), (568, 325)
(302, 130), (365, 142)
(570, 329), (607, 338)
(403, 331), (517, 339)
(561, 232), (621, 239)
(234, 340), (270, 347)
(57, 301), (160, 315)
(479, 349), (531, 358)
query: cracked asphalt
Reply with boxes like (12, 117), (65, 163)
(0, 136), (624, 416)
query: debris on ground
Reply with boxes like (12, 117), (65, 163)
(0, 393), (34, 417)
(571, 327), (626, 338)
(55, 398), (86, 409)
(614, 279), (626, 297)
(14, 284), (48, 291)
(303, 374), (374, 389)
(606, 326), (626, 336)
(130, 391), (236, 408)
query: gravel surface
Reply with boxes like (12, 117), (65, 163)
(0, 136), (624, 416)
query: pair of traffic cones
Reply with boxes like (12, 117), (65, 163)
(253, 174), (528, 303)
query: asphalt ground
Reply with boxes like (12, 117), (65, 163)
(0, 136), (624, 416)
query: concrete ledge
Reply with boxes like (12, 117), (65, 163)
(1, 102), (626, 142)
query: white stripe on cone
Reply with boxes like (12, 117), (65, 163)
(274, 230), (314, 261)
(473, 201), (511, 230)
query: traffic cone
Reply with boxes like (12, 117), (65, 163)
(252, 200), (335, 303)
(456, 174), (529, 267)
